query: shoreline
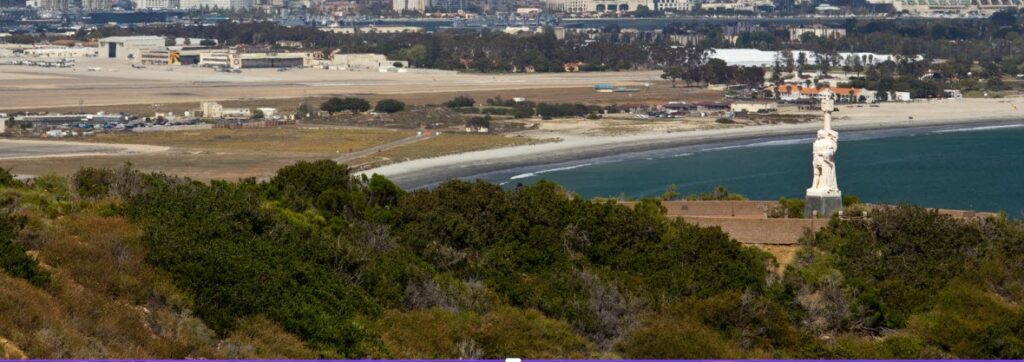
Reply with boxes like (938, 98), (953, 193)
(363, 112), (1024, 189)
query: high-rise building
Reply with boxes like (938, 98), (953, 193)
(652, 0), (696, 11)
(81, 0), (116, 10)
(179, 0), (251, 8)
(135, 0), (179, 8)
(392, 0), (426, 11)
(34, 0), (69, 10)
(430, 0), (465, 11)
(543, 0), (653, 12)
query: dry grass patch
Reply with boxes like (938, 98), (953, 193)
(85, 127), (415, 154)
(351, 133), (543, 169)
(0, 152), (327, 181)
(748, 244), (800, 273)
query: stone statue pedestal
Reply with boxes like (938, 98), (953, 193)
(805, 189), (842, 218)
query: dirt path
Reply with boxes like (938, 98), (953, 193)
(333, 134), (430, 164)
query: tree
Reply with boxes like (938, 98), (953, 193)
(444, 96), (475, 108)
(662, 66), (685, 88)
(987, 76), (1007, 91)
(297, 102), (314, 118)
(465, 115), (491, 129)
(375, 99), (406, 113)
(252, 109), (264, 119)
(511, 106), (535, 119)
(796, 52), (807, 75)
(340, 97), (371, 113)
(320, 97), (346, 115)
(702, 58), (730, 85)
(321, 97), (370, 115)
(661, 184), (680, 201)
(991, 9), (1017, 27)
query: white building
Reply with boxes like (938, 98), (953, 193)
(774, 86), (877, 103)
(320, 26), (424, 34)
(179, 0), (252, 8)
(393, 0), (427, 12)
(22, 46), (97, 58)
(198, 48), (312, 69)
(200, 102), (251, 118)
(700, 0), (772, 11)
(98, 36), (166, 59)
(543, 0), (655, 12)
(654, 0), (697, 11)
(731, 101), (778, 113)
(329, 53), (408, 71)
(134, 0), (178, 8)
(789, 26), (847, 42)
(892, 91), (912, 102)
(893, 0), (1024, 15)
(711, 48), (915, 67)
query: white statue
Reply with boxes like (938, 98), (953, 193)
(809, 129), (839, 193)
(820, 89), (835, 114)
(807, 90), (840, 196)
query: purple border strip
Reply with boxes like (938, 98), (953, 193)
(0, 360), (1000, 362)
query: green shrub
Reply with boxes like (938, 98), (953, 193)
(773, 197), (804, 218)
(616, 313), (739, 358)
(375, 99), (406, 113)
(0, 201), (48, 287)
(444, 96), (475, 108)
(321, 97), (370, 114)
(70, 167), (113, 200)
(511, 106), (535, 119)
(0, 168), (20, 188)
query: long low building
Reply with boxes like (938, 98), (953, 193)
(892, 0), (1024, 14)
(98, 36), (166, 59)
(198, 49), (314, 69)
(21, 46), (97, 58)
(544, 0), (703, 12)
(140, 49), (202, 65)
(328, 53), (408, 71)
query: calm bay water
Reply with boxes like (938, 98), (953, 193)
(476, 123), (1024, 217)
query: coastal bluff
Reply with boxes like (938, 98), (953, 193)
(618, 200), (997, 245)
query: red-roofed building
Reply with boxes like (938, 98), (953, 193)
(774, 85), (876, 103)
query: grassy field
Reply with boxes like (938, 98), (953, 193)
(1, 128), (543, 181)
(86, 126), (416, 154)
(0, 152), (329, 181)
(349, 133), (542, 169)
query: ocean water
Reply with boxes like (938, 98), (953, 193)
(478, 123), (1024, 217)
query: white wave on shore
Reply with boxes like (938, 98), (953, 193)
(508, 163), (594, 180)
(933, 123), (1024, 134)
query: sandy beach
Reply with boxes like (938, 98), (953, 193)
(363, 96), (1024, 188)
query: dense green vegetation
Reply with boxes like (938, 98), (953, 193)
(0, 162), (1022, 358)
(320, 97), (371, 115)
(374, 99), (407, 114)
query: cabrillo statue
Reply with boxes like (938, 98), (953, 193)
(805, 89), (843, 217)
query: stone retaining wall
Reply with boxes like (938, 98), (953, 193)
(618, 200), (776, 218)
(615, 200), (998, 245)
(682, 216), (825, 245)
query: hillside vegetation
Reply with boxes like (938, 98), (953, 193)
(0, 161), (1022, 358)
